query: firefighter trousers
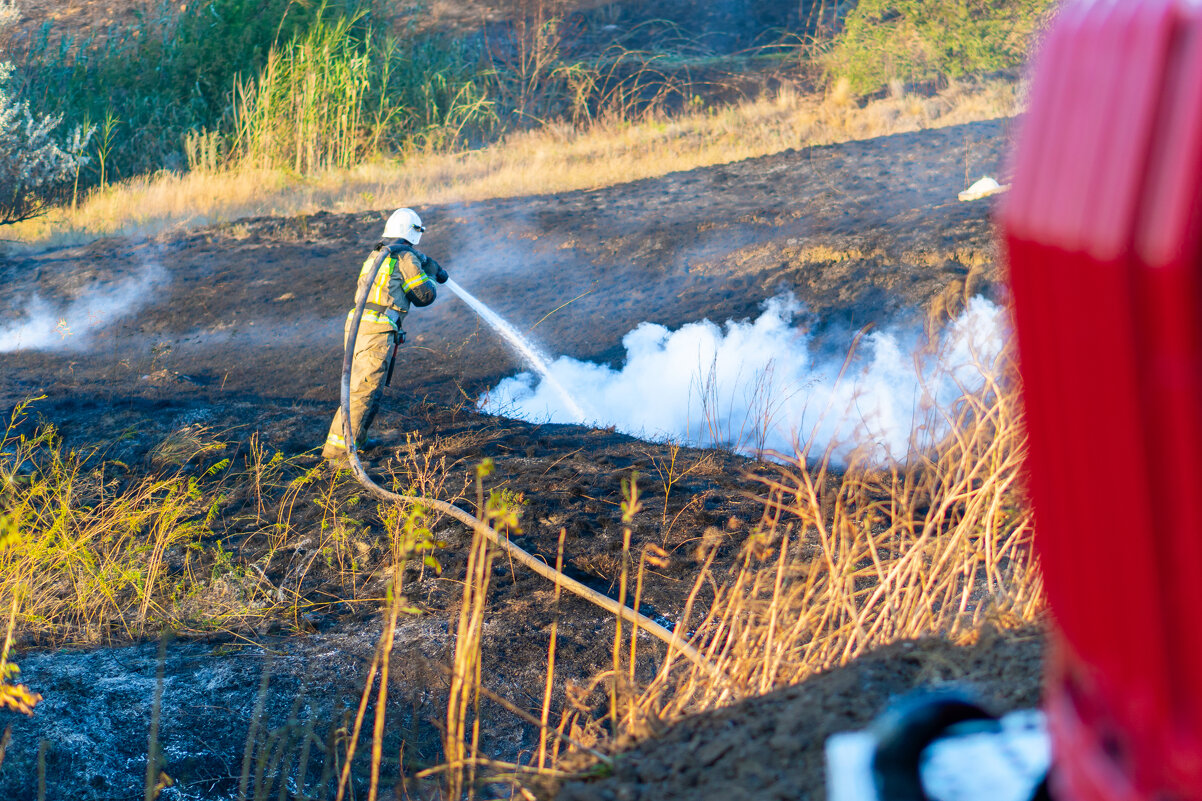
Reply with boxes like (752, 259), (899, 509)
(324, 324), (397, 459)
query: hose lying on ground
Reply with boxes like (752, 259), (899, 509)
(340, 246), (713, 674)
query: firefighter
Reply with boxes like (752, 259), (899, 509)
(323, 208), (448, 465)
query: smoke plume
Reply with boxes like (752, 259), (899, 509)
(481, 294), (1008, 465)
(0, 265), (167, 353)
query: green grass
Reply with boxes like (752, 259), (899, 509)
(225, 8), (494, 173)
(15, 0), (489, 195)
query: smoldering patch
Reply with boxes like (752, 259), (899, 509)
(0, 264), (169, 353)
(481, 293), (1007, 466)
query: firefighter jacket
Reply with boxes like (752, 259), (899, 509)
(349, 241), (442, 333)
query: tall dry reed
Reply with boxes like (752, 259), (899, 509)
(8, 79), (1019, 246)
(413, 346), (1039, 799)
(631, 344), (1041, 724)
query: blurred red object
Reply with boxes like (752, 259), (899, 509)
(1000, 0), (1202, 797)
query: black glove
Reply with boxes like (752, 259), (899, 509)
(424, 255), (449, 284)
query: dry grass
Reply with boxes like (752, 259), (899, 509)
(7, 79), (1019, 247)
(443, 467), (498, 801)
(621, 344), (1041, 730)
(0, 401), (457, 646)
(0, 335), (1040, 798)
(425, 345), (1042, 799)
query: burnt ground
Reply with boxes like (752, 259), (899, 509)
(0, 118), (1030, 799)
(2, 118), (1011, 407)
(557, 627), (1045, 801)
(557, 625), (1048, 798)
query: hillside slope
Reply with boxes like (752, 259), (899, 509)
(0, 119), (1019, 800)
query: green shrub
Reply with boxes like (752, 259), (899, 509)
(14, 0), (491, 189)
(17, 0), (353, 181)
(824, 0), (1056, 97)
(10, 0), (685, 195)
(225, 10), (494, 172)
(0, 2), (91, 223)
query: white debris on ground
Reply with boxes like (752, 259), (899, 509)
(959, 176), (1008, 201)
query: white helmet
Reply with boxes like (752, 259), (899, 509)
(383, 208), (425, 244)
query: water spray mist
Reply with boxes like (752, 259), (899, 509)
(483, 294), (1008, 466)
(444, 278), (587, 422)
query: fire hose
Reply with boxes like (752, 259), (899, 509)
(340, 245), (713, 674)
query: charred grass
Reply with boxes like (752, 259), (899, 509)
(0, 338), (1042, 798)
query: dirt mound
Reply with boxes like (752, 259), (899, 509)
(557, 627), (1045, 801)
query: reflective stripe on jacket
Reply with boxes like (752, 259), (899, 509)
(348, 243), (436, 331)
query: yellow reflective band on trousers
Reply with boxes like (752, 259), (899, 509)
(346, 308), (398, 330)
(402, 273), (430, 293)
(326, 433), (346, 448)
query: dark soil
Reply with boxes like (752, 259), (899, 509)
(557, 627), (1046, 801)
(1, 119), (1010, 408)
(0, 118), (1019, 799)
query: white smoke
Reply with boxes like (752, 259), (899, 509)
(0, 265), (167, 353)
(480, 294), (1008, 465)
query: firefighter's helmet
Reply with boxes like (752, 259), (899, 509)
(383, 208), (425, 244)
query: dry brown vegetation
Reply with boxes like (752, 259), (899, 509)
(629, 350), (1039, 723)
(6, 79), (1019, 247)
(333, 344), (1039, 798)
(0, 400), (461, 646)
(0, 338), (1042, 798)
